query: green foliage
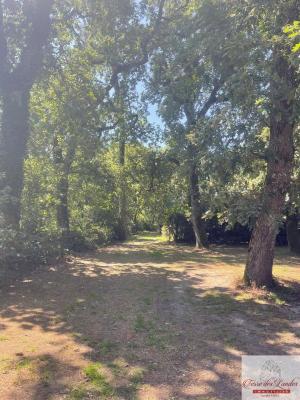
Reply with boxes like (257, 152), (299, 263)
(84, 363), (115, 397)
(0, 0), (299, 274)
(167, 213), (195, 243)
(0, 228), (60, 272)
(283, 21), (300, 52)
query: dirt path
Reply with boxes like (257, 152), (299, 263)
(0, 234), (299, 400)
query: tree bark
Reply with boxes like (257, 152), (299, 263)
(183, 102), (210, 249)
(0, 89), (30, 227)
(53, 136), (75, 245)
(244, 50), (296, 287)
(57, 174), (70, 234)
(0, 0), (53, 229)
(286, 213), (300, 254)
(117, 137), (129, 241)
(189, 162), (209, 249)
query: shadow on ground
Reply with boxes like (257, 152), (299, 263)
(0, 236), (299, 399)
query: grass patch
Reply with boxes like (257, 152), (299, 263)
(98, 339), (117, 356)
(68, 385), (89, 400)
(13, 355), (55, 385)
(128, 366), (145, 384)
(146, 330), (167, 349)
(202, 291), (234, 305)
(0, 357), (12, 373)
(16, 357), (33, 370)
(84, 363), (114, 397)
(134, 315), (149, 332)
(134, 232), (167, 242)
(235, 287), (287, 306)
(195, 290), (240, 314)
(134, 315), (171, 350)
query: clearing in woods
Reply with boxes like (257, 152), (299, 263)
(0, 233), (299, 400)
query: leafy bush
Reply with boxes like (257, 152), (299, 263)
(0, 228), (61, 272)
(62, 231), (92, 252)
(167, 213), (195, 243)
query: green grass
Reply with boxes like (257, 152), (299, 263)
(84, 363), (114, 397)
(128, 366), (145, 384)
(133, 232), (168, 242)
(98, 339), (117, 356)
(16, 357), (33, 370)
(68, 385), (89, 400)
(134, 314), (148, 332)
(0, 357), (12, 373)
(134, 314), (171, 350)
(188, 290), (241, 314)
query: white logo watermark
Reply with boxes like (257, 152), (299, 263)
(242, 356), (300, 399)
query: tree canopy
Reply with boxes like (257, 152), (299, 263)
(0, 0), (299, 287)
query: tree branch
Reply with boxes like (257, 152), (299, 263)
(104, 0), (166, 95)
(96, 120), (120, 137)
(197, 80), (222, 119)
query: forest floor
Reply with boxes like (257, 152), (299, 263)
(0, 233), (300, 400)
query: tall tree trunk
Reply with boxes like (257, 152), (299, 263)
(286, 213), (300, 254)
(57, 173), (70, 234)
(0, 0), (53, 229)
(189, 163), (209, 249)
(0, 89), (30, 228)
(57, 170), (70, 251)
(184, 103), (209, 249)
(244, 50), (296, 287)
(53, 136), (75, 246)
(118, 138), (128, 241)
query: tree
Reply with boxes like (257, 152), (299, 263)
(243, 0), (300, 287)
(147, 0), (245, 248)
(0, 0), (54, 228)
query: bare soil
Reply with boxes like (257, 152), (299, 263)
(0, 233), (299, 400)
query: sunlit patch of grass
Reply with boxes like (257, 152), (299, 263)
(84, 363), (114, 397)
(108, 357), (128, 375)
(267, 292), (286, 305)
(0, 335), (9, 341)
(16, 357), (33, 370)
(128, 366), (145, 384)
(133, 232), (168, 242)
(235, 292), (255, 302)
(105, 358), (146, 397)
(0, 357), (13, 373)
(235, 287), (286, 306)
(68, 385), (89, 400)
(12, 355), (55, 385)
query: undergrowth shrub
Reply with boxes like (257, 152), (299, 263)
(0, 228), (61, 272)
